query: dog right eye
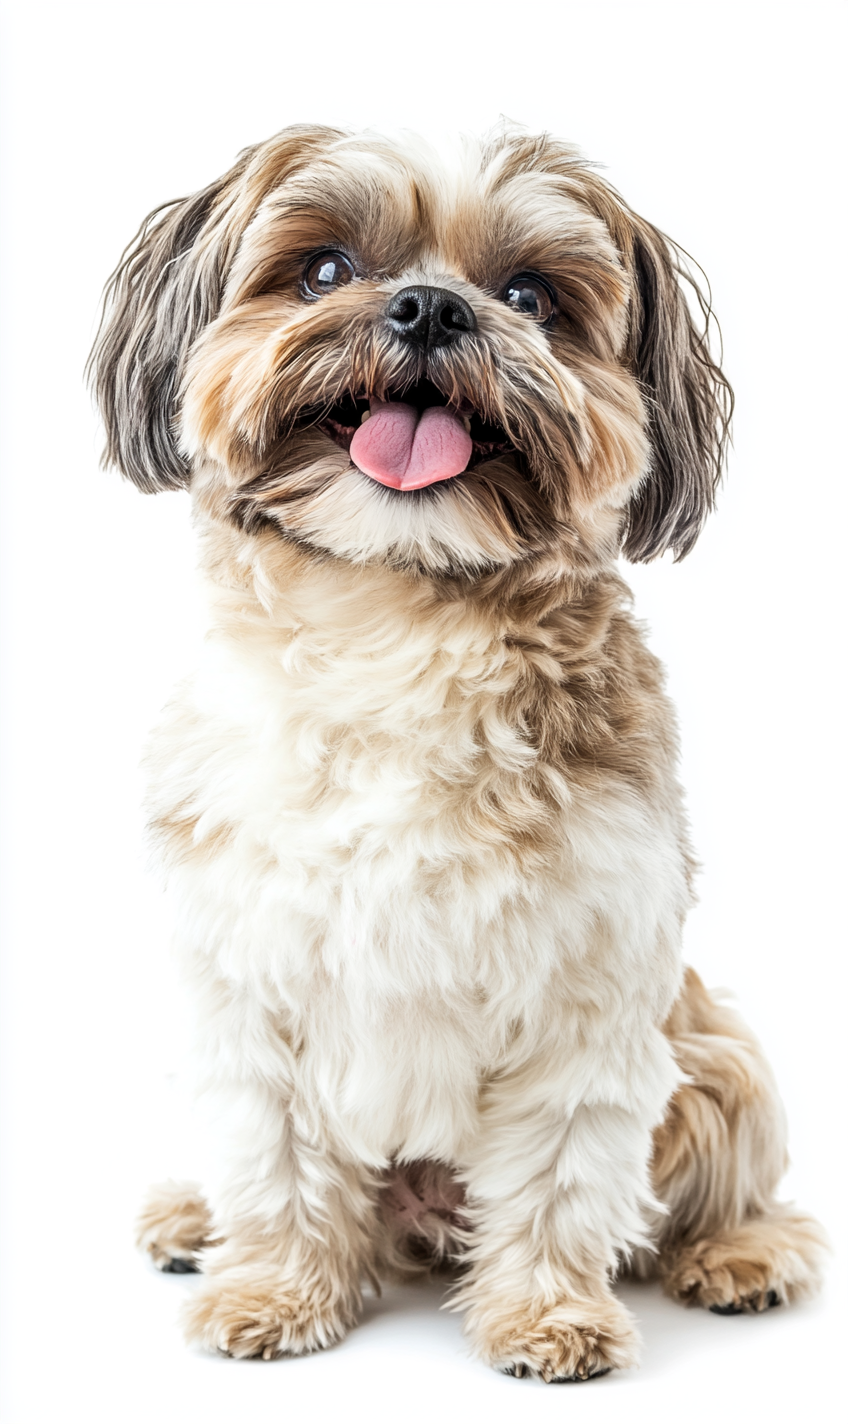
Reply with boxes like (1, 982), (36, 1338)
(502, 273), (555, 324)
(302, 251), (356, 297)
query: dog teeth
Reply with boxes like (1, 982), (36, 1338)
(361, 409), (371, 423)
(462, 415), (471, 433)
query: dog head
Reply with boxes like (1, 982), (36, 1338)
(90, 125), (731, 579)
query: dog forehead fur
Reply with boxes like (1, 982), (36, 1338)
(91, 125), (826, 1378)
(229, 132), (625, 322)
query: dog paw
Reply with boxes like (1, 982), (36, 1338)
(666, 1251), (783, 1313)
(475, 1297), (639, 1383)
(183, 1269), (356, 1359)
(135, 1180), (218, 1271)
(660, 1210), (829, 1314)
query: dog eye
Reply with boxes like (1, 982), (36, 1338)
(502, 274), (555, 323)
(302, 251), (356, 297)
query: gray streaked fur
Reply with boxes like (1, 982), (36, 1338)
(622, 217), (733, 561)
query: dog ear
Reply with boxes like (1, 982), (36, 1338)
(88, 172), (240, 492)
(88, 126), (341, 492)
(619, 216), (733, 562)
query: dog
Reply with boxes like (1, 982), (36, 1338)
(90, 124), (827, 1382)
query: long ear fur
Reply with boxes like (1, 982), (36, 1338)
(87, 174), (239, 491)
(88, 126), (340, 492)
(620, 217), (733, 561)
(480, 131), (733, 561)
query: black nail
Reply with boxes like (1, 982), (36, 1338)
(161, 1257), (199, 1274)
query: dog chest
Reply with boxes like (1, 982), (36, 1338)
(148, 569), (688, 1034)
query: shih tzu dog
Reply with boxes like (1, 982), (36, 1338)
(90, 124), (826, 1382)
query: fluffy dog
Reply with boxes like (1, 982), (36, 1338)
(90, 124), (826, 1381)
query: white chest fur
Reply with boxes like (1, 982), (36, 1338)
(146, 555), (686, 1160)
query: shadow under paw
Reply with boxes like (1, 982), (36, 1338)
(481, 1299), (639, 1384)
(709, 1289), (780, 1316)
(504, 1362), (612, 1383)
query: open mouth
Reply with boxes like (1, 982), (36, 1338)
(314, 378), (514, 490)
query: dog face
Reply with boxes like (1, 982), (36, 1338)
(91, 125), (731, 578)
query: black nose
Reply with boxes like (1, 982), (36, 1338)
(385, 285), (476, 350)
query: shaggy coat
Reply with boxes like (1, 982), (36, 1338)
(93, 125), (825, 1382)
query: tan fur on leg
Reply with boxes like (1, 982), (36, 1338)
(655, 967), (788, 1239)
(182, 1138), (378, 1359)
(468, 1293), (639, 1382)
(183, 1264), (358, 1358)
(644, 969), (829, 1310)
(135, 1180), (218, 1270)
(658, 1207), (828, 1311)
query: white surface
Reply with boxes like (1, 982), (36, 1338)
(1, 2), (845, 1421)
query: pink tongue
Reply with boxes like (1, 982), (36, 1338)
(350, 400), (472, 490)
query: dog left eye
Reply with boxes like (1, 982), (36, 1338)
(302, 251), (356, 297)
(502, 274), (555, 323)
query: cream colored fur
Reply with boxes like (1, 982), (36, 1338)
(146, 533), (687, 1373)
(87, 125), (826, 1381)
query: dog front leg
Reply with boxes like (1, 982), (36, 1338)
(183, 1077), (377, 1359)
(457, 1039), (674, 1382)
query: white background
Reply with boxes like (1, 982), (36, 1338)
(1, 2), (846, 1421)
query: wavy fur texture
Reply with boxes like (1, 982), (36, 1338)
(90, 124), (824, 1381)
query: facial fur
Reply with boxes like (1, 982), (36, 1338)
(91, 124), (731, 578)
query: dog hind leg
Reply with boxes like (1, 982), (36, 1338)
(649, 967), (828, 1312)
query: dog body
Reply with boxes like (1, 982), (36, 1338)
(93, 125), (825, 1380)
